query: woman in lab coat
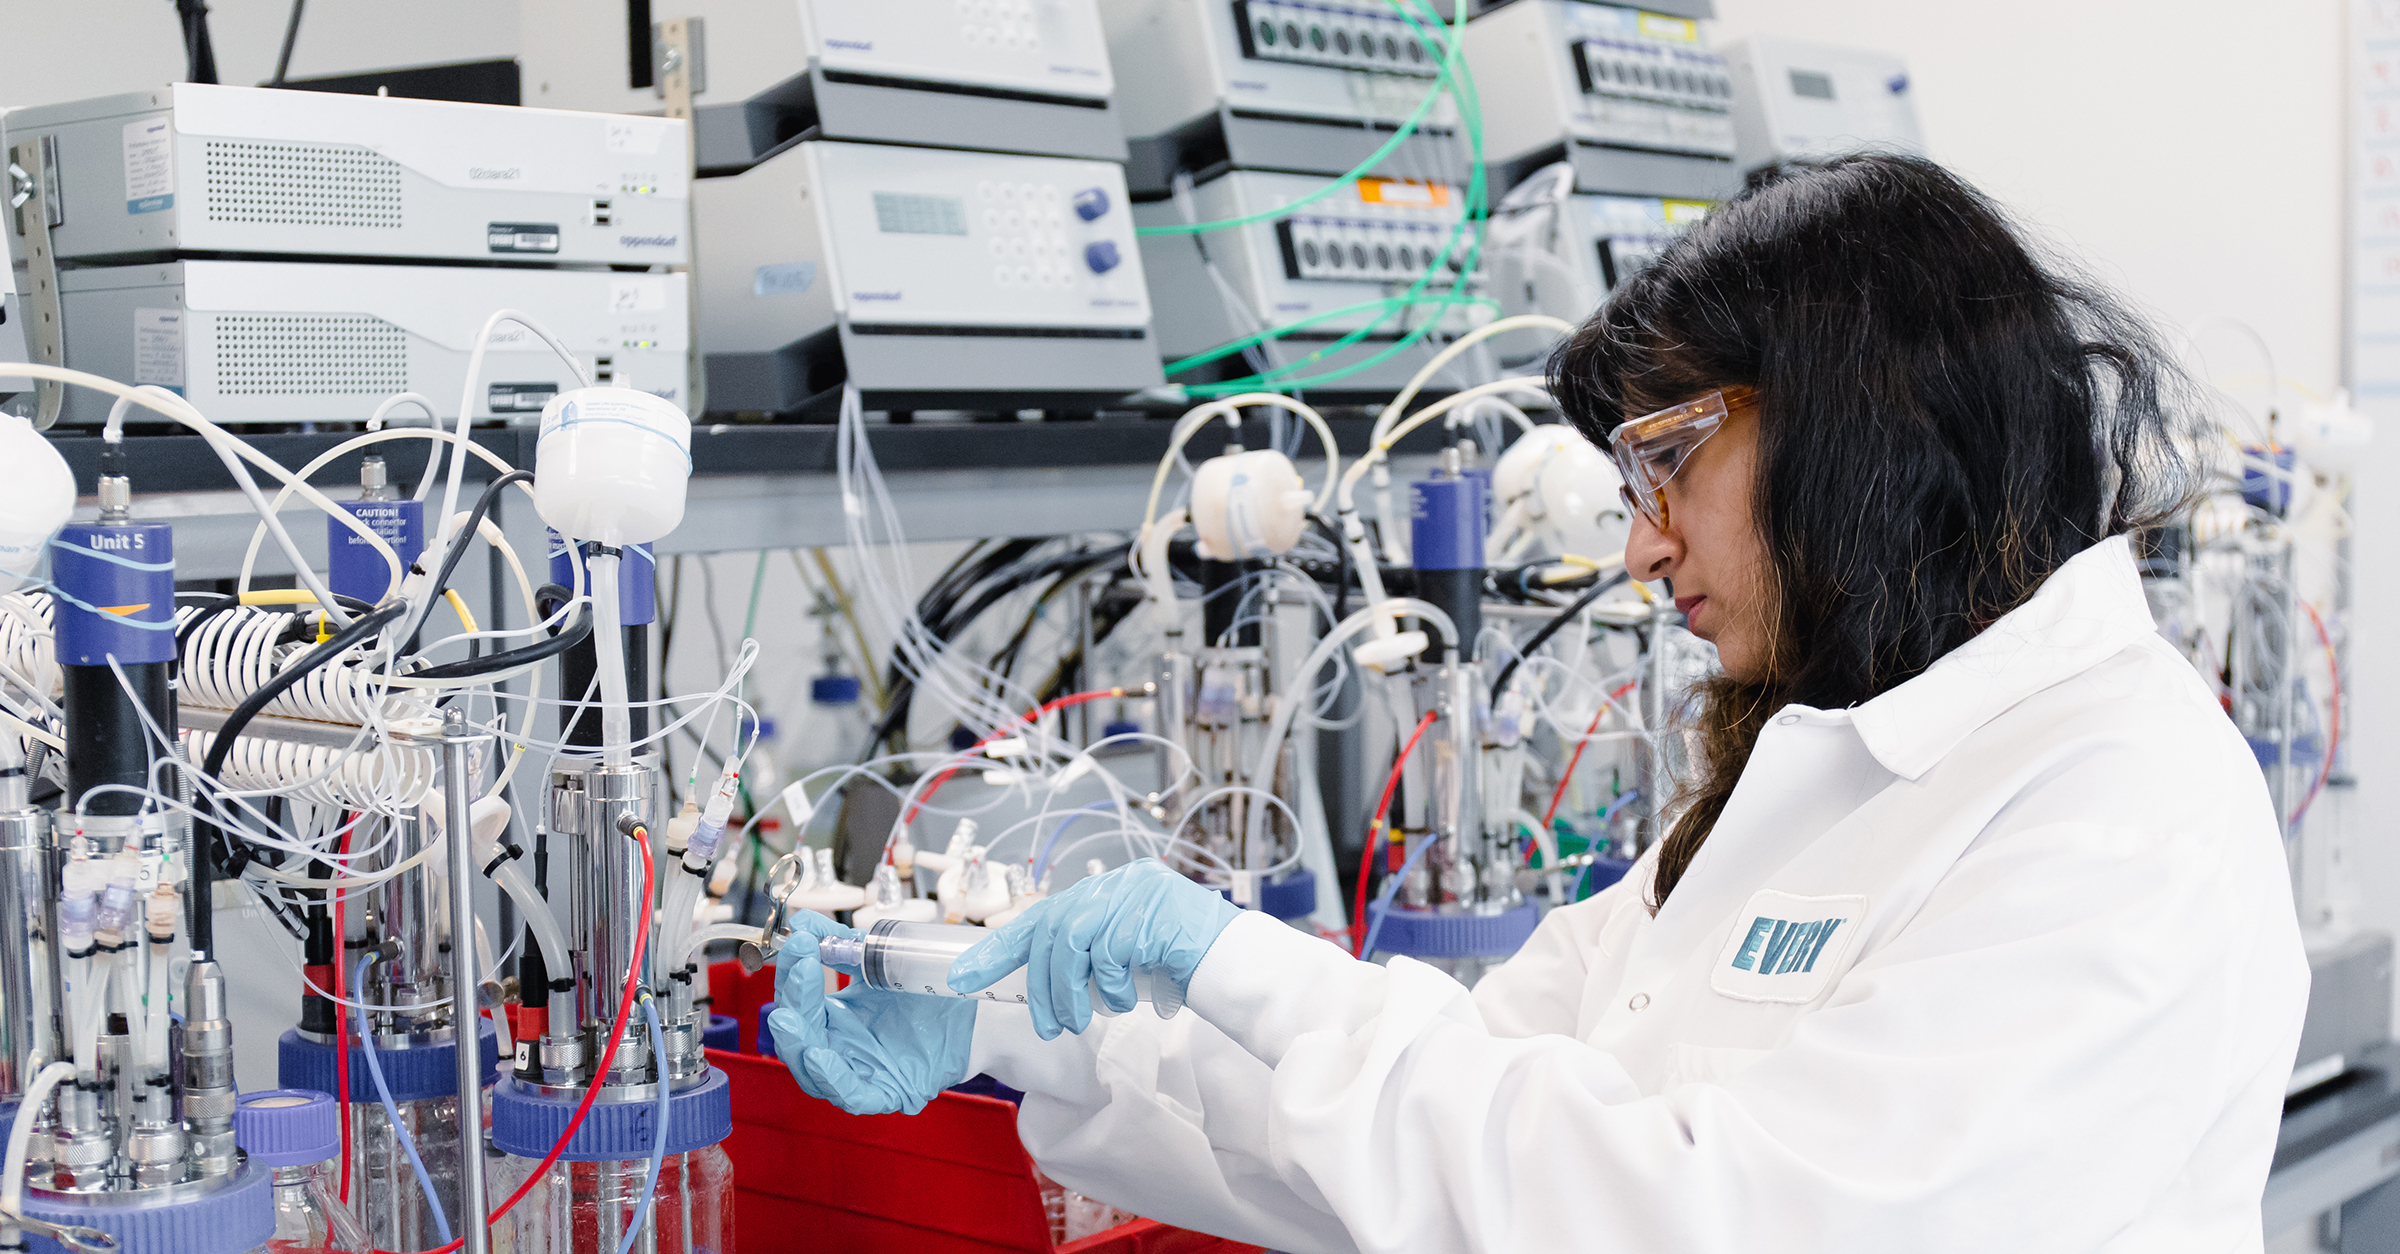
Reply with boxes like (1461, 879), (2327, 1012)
(768, 153), (2310, 1252)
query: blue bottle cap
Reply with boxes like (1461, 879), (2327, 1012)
(233, 1089), (339, 1168)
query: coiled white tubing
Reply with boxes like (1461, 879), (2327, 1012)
(173, 605), (443, 811)
(176, 728), (435, 811)
(0, 593), (58, 702)
(174, 605), (431, 726)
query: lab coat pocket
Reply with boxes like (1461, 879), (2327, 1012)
(1663, 1042), (1770, 1089)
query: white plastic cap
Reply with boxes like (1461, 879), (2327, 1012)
(1493, 423), (1627, 561)
(1190, 449), (1310, 560)
(0, 413), (75, 594)
(532, 387), (693, 545)
(1353, 630), (1431, 673)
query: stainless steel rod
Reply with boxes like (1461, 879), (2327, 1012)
(441, 716), (492, 1254)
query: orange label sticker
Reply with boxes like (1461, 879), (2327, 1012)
(1356, 178), (1451, 208)
(98, 603), (152, 617)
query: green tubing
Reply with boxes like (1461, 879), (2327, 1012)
(1165, 0), (1502, 396)
(1163, 295), (1479, 376)
(1133, 0), (1472, 238)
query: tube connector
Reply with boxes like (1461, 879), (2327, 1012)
(180, 959), (238, 1175)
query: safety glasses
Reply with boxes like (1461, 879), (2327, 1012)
(1609, 387), (1756, 529)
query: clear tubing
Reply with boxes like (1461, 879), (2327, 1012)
(664, 880), (717, 970)
(71, 954), (108, 1082)
(2, 1062), (73, 1218)
(1241, 597), (1459, 857)
(490, 859), (574, 989)
(613, 997), (671, 1254)
(678, 923), (763, 970)
(356, 957), (453, 1246)
(821, 919), (1184, 1018)
(590, 551), (634, 768)
(145, 931), (170, 1079)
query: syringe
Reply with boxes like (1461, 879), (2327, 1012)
(817, 919), (1185, 1019)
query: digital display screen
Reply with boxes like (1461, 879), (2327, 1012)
(873, 192), (969, 236)
(1788, 69), (1835, 100)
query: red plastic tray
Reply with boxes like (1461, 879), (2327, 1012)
(705, 961), (1259, 1254)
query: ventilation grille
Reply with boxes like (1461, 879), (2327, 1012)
(212, 315), (406, 396)
(202, 140), (403, 228)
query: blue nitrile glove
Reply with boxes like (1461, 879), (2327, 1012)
(948, 858), (1242, 1041)
(765, 909), (974, 1116)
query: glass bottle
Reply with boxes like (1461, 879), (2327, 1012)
(234, 1089), (372, 1254)
(492, 1142), (734, 1254)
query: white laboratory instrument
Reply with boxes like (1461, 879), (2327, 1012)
(0, 188), (26, 410)
(1102, 0), (1464, 195)
(696, 140), (1158, 415)
(1133, 170), (1476, 391)
(0, 84), (690, 266)
(1722, 37), (1924, 173)
(517, 0), (1124, 167)
(1484, 161), (1708, 342)
(1464, 0), (1740, 198)
(53, 261), (688, 426)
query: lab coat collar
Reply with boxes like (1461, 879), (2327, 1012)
(1846, 535), (2156, 782)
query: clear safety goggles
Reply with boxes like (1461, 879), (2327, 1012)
(1608, 387), (1756, 529)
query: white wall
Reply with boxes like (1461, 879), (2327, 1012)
(1705, 1), (2346, 393)
(0, 0), (521, 111)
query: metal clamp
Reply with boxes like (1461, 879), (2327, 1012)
(6, 138), (64, 430)
(2, 1213), (118, 1253)
(736, 851), (810, 973)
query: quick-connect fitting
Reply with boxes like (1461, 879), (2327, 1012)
(181, 960), (238, 1176)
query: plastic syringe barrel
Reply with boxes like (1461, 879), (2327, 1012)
(822, 919), (1184, 1019)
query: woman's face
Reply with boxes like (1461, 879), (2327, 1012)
(1621, 401), (1777, 682)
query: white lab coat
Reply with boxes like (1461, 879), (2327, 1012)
(970, 535), (2310, 1253)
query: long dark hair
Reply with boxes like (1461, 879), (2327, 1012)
(1549, 153), (2201, 908)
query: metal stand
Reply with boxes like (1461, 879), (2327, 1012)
(437, 709), (493, 1254)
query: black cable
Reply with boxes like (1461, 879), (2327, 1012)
(1489, 570), (1631, 701)
(423, 469), (532, 600)
(861, 538), (1054, 760)
(174, 591), (376, 672)
(174, 0), (219, 83)
(988, 546), (1132, 682)
(1030, 579), (1143, 706)
(191, 600), (407, 958)
(270, 0), (305, 85)
(397, 468), (532, 657)
(1310, 514), (1350, 623)
(407, 585), (587, 680)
